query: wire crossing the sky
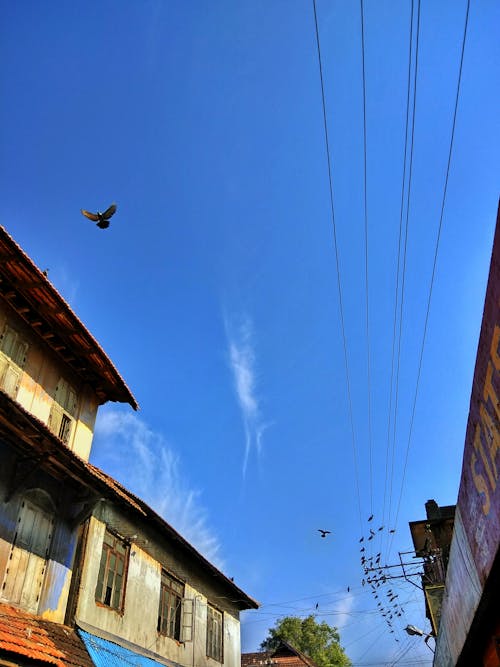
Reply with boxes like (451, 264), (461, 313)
(360, 0), (374, 518)
(386, 0), (422, 555)
(312, 0), (363, 528)
(391, 0), (471, 545)
(381, 0), (415, 538)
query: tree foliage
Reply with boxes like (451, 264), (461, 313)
(260, 615), (351, 667)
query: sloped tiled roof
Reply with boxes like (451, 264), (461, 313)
(242, 641), (319, 667)
(0, 388), (259, 611)
(0, 603), (93, 667)
(0, 225), (137, 409)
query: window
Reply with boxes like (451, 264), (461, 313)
(48, 378), (77, 445)
(157, 570), (184, 639)
(206, 604), (223, 662)
(0, 325), (28, 398)
(95, 530), (128, 611)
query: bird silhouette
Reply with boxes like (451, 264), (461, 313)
(81, 203), (117, 229)
(368, 514), (374, 521)
(315, 603), (319, 610)
(318, 529), (331, 538)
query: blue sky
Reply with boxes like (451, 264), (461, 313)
(1, 1), (498, 665)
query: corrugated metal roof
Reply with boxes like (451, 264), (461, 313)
(0, 603), (93, 667)
(78, 629), (175, 667)
(0, 225), (137, 410)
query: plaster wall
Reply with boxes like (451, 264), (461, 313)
(0, 442), (79, 622)
(0, 303), (98, 461)
(76, 515), (242, 667)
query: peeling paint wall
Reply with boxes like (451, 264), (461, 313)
(75, 512), (243, 667)
(0, 441), (79, 622)
(0, 302), (98, 461)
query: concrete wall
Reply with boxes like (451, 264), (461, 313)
(76, 512), (242, 667)
(0, 302), (98, 461)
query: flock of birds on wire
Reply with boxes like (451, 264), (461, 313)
(317, 514), (409, 642)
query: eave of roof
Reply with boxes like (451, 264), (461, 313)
(0, 603), (93, 667)
(0, 226), (137, 410)
(0, 389), (259, 611)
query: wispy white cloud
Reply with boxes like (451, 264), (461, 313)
(93, 409), (223, 568)
(333, 591), (356, 630)
(224, 314), (269, 476)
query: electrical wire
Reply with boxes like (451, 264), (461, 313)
(390, 0), (471, 546)
(386, 0), (421, 552)
(312, 0), (363, 528)
(381, 0), (415, 537)
(360, 0), (374, 516)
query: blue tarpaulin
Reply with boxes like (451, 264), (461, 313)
(78, 629), (172, 667)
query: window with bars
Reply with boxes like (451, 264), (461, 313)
(95, 530), (129, 611)
(157, 570), (184, 639)
(206, 604), (223, 662)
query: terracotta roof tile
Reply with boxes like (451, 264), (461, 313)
(0, 225), (137, 410)
(0, 603), (93, 667)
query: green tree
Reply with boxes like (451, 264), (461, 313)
(260, 615), (351, 667)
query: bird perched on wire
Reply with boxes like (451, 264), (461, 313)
(318, 529), (331, 538)
(81, 203), (117, 229)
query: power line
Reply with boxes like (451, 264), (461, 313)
(381, 0), (415, 536)
(312, 0), (363, 528)
(386, 0), (422, 554)
(391, 0), (471, 540)
(360, 0), (374, 516)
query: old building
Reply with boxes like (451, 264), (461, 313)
(0, 226), (258, 666)
(432, 203), (500, 667)
(408, 499), (455, 635)
(242, 640), (319, 667)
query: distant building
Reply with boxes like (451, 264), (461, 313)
(242, 639), (319, 667)
(433, 202), (500, 667)
(408, 499), (455, 634)
(0, 226), (258, 666)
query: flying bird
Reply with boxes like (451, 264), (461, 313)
(81, 203), (117, 229)
(318, 529), (331, 538)
(368, 514), (374, 522)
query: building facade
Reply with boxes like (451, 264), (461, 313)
(433, 203), (500, 667)
(0, 226), (258, 666)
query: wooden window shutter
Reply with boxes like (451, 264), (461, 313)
(181, 598), (194, 642)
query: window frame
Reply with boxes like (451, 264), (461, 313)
(48, 377), (77, 445)
(94, 529), (129, 613)
(0, 325), (28, 399)
(206, 603), (224, 662)
(157, 569), (184, 640)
